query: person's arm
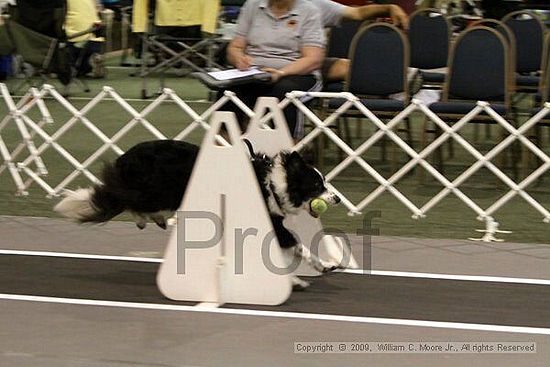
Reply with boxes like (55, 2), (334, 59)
(343, 4), (409, 29)
(227, 35), (254, 70)
(226, 0), (254, 70)
(263, 46), (324, 82)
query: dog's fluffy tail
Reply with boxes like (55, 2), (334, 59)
(54, 163), (125, 223)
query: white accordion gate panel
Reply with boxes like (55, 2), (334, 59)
(0, 83), (548, 240)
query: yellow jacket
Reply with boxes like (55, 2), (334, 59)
(132, 0), (220, 34)
(64, 0), (104, 43)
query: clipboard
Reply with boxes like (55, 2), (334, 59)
(193, 68), (272, 90)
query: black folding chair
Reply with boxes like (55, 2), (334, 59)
(6, 1), (100, 96)
(469, 19), (517, 141)
(322, 19), (364, 93)
(6, 19), (70, 91)
(471, 19), (516, 70)
(343, 23), (410, 115)
(502, 10), (546, 93)
(425, 26), (514, 174)
(326, 23), (410, 169)
(0, 18), (14, 57)
(408, 8), (451, 88)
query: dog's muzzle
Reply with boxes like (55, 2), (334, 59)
(307, 190), (341, 218)
(319, 191), (341, 205)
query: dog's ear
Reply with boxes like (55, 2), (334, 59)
(287, 151), (305, 169)
(289, 151), (304, 161)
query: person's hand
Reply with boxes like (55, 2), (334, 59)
(92, 21), (104, 37)
(262, 67), (286, 83)
(235, 54), (253, 71)
(390, 4), (409, 30)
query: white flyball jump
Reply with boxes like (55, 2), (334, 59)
(157, 112), (292, 305)
(157, 98), (357, 306)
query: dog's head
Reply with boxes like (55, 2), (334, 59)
(279, 151), (340, 217)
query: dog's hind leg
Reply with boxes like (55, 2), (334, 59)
(294, 243), (344, 273)
(150, 214), (167, 230)
(132, 212), (147, 230)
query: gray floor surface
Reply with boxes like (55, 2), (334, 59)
(1, 215), (550, 367)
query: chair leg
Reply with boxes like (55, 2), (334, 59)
(521, 134), (530, 181)
(535, 124), (542, 168)
(336, 117), (353, 163)
(522, 124), (542, 181)
(337, 118), (344, 163)
(435, 125), (443, 173)
(418, 115), (429, 183)
(355, 116), (362, 141)
(485, 123), (492, 140)
(395, 118), (414, 175)
(344, 116), (352, 148)
(380, 119), (388, 163)
(447, 139), (454, 160)
(406, 118), (414, 150)
(380, 136), (387, 162)
(315, 136), (324, 171)
(315, 103), (329, 170)
(390, 120), (398, 174)
(511, 134), (520, 182)
(473, 124), (480, 142)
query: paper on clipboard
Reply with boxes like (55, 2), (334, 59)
(208, 68), (268, 81)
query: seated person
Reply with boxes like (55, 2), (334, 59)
(311, 0), (409, 82)
(218, 1), (409, 82)
(65, 0), (106, 78)
(224, 0), (325, 139)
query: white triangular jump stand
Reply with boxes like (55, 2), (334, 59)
(244, 97), (359, 276)
(157, 112), (292, 305)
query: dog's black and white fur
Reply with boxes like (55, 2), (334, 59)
(54, 140), (342, 287)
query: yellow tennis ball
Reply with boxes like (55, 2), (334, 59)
(310, 198), (328, 215)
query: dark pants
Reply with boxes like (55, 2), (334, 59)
(68, 41), (102, 76)
(220, 74), (318, 137)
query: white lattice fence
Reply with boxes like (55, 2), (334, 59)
(0, 84), (249, 197)
(0, 84), (548, 238)
(289, 91), (550, 226)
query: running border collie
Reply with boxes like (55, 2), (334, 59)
(54, 140), (342, 286)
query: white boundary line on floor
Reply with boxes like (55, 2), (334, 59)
(346, 269), (550, 286)
(2, 249), (550, 286)
(3, 94), (211, 103)
(0, 249), (162, 263)
(1, 293), (550, 335)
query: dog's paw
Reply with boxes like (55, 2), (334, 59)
(291, 276), (310, 291)
(155, 221), (167, 230)
(319, 260), (345, 273)
(136, 222), (146, 230)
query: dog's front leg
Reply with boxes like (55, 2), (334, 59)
(291, 275), (310, 291)
(293, 243), (343, 273)
(271, 215), (343, 274)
